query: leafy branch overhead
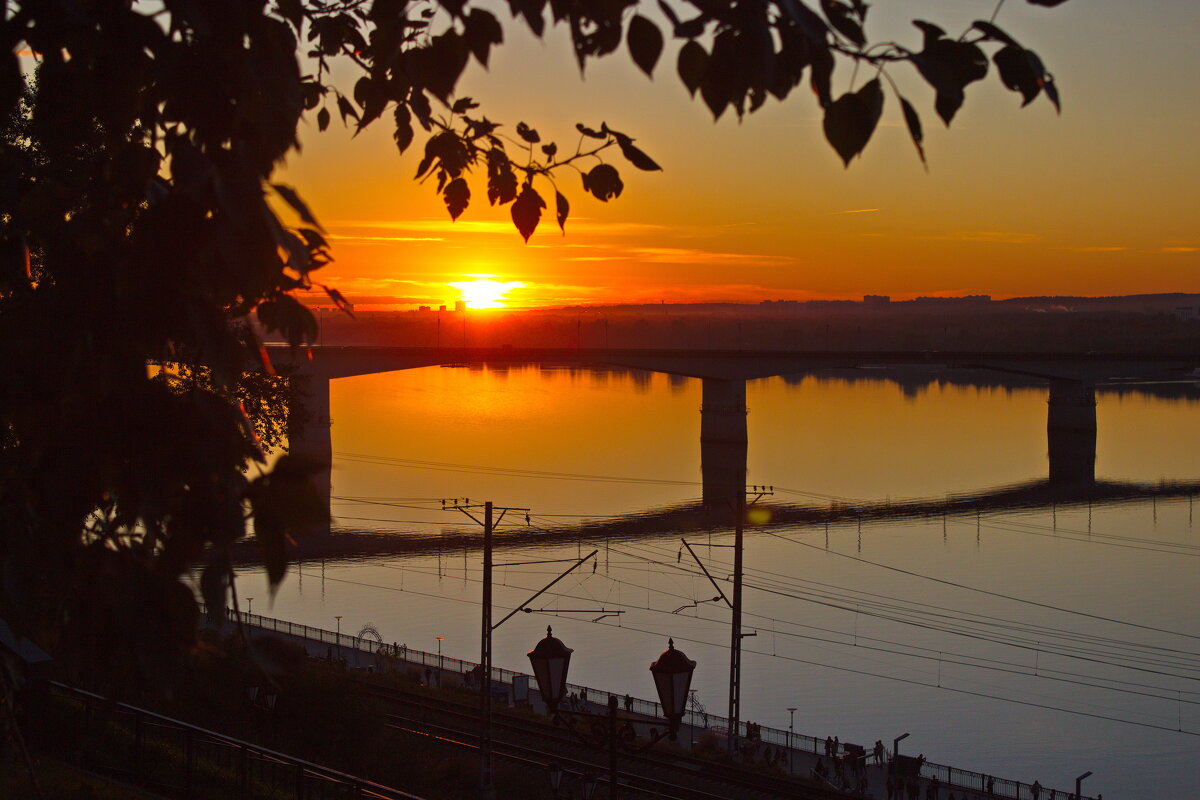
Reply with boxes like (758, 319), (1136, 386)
(289, 0), (1066, 235)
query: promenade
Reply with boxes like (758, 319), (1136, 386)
(212, 608), (1098, 800)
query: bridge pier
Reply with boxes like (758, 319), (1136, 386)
(700, 378), (748, 524)
(288, 372), (333, 533)
(1047, 380), (1097, 486)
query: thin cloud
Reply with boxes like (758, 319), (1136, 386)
(631, 247), (795, 266)
(1160, 246), (1199, 254)
(1071, 246), (1127, 253)
(921, 231), (1041, 245)
(836, 208), (881, 214)
(326, 234), (445, 243)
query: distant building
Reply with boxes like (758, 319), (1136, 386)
(455, 300), (467, 312)
(439, 305), (447, 312)
(418, 305), (431, 312)
(1174, 306), (1199, 319)
(863, 294), (891, 306)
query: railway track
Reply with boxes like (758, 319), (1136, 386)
(361, 680), (845, 800)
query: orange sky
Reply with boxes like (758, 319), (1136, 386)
(278, 1), (1200, 309)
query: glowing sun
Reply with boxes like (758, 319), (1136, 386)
(449, 277), (525, 309)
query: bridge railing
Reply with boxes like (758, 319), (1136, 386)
(213, 607), (1095, 800)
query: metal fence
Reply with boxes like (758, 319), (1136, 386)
(216, 607), (1096, 800)
(45, 681), (427, 800)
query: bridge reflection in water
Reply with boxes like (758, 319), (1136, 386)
(244, 346), (1200, 563)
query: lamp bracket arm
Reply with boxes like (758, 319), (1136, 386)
(493, 549), (599, 631)
(680, 539), (733, 608)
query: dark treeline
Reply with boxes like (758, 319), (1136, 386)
(299, 303), (1200, 354)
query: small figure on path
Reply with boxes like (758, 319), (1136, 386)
(1032, 780), (1042, 800)
(875, 739), (886, 764)
(825, 736), (834, 757)
(986, 775), (995, 795)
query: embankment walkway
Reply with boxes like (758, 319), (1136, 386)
(212, 608), (1098, 800)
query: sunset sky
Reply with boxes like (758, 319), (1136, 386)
(279, 0), (1200, 309)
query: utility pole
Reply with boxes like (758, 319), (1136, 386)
(727, 478), (745, 751)
(444, 499), (532, 799)
(481, 501), (493, 797)
(724, 481), (772, 754)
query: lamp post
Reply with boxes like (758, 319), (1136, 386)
(528, 631), (696, 800)
(334, 616), (342, 663)
(436, 636), (444, 686)
(787, 708), (797, 775)
(246, 597), (254, 615)
(1076, 771), (1093, 799)
(894, 732), (910, 762)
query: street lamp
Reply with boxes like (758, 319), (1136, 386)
(787, 708), (797, 774)
(1076, 771), (1093, 799)
(528, 631), (697, 800)
(527, 627), (573, 713)
(649, 639), (698, 740)
(894, 732), (910, 761)
(334, 616), (342, 663)
(246, 597), (254, 615)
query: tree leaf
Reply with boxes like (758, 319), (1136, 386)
(444, 177), (471, 220)
(248, 455), (331, 591)
(317, 107), (330, 132)
(912, 37), (988, 125)
(822, 78), (884, 166)
(463, 8), (504, 66)
(1043, 74), (1061, 113)
(993, 45), (1042, 106)
(899, 95), (926, 166)
(516, 121), (541, 143)
(272, 184), (323, 230)
(627, 15), (664, 77)
(336, 93), (359, 123)
(486, 149), (518, 205)
(820, 0), (865, 48)
(972, 19), (1018, 46)
(614, 133), (662, 171)
(576, 122), (607, 139)
(581, 163), (624, 201)
(677, 41), (708, 98)
(511, 183), (546, 242)
(555, 190), (569, 234)
(394, 103), (414, 154)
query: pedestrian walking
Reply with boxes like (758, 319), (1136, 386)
(986, 775), (995, 795)
(875, 739), (886, 765)
(825, 736), (834, 757)
(1032, 780), (1042, 800)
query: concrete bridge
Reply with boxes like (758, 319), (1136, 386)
(261, 345), (1200, 538)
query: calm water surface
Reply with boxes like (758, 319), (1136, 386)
(235, 367), (1200, 798)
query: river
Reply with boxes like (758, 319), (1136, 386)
(231, 365), (1200, 798)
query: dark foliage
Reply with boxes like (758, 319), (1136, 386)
(0, 0), (1065, 688)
